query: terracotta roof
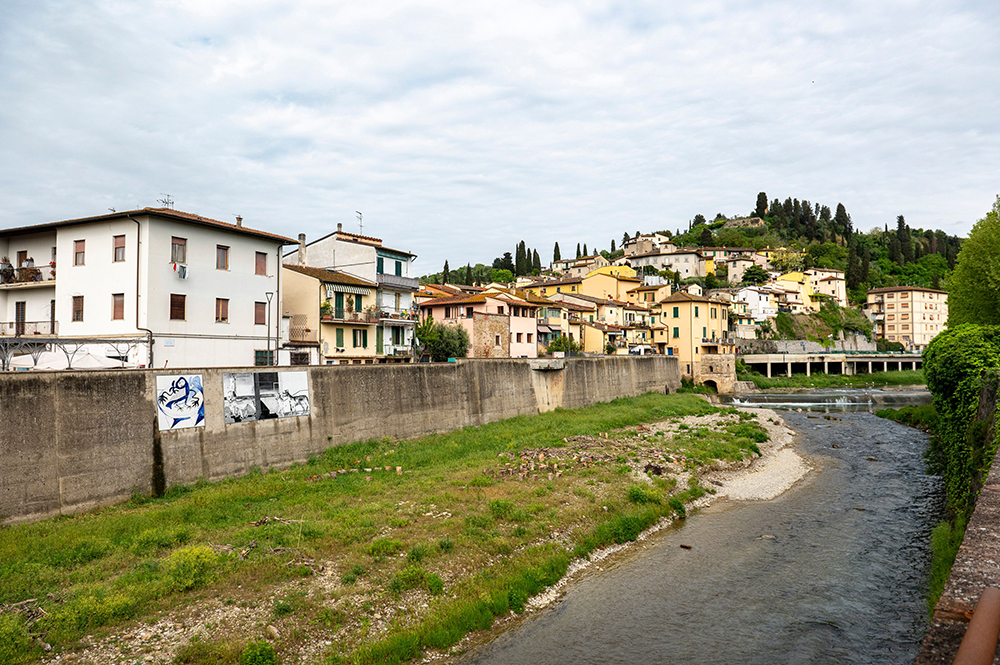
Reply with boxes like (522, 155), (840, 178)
(533, 277), (583, 287)
(0, 207), (296, 244)
(867, 286), (948, 295)
(662, 291), (720, 304)
(283, 264), (377, 287)
(418, 293), (489, 307)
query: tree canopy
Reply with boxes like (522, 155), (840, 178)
(948, 196), (1000, 326)
(416, 318), (470, 361)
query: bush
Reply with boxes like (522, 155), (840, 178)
(239, 640), (277, 665)
(727, 422), (769, 443)
(366, 537), (404, 561)
(0, 614), (38, 664)
(626, 485), (661, 505)
(164, 545), (219, 591)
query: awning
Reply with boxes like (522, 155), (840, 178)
(325, 284), (372, 297)
(537, 325), (552, 333)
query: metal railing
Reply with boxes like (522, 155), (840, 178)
(0, 320), (58, 336)
(378, 307), (417, 321)
(376, 273), (419, 290)
(320, 309), (379, 323)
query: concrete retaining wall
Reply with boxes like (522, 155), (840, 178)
(0, 356), (679, 524)
(734, 335), (875, 354)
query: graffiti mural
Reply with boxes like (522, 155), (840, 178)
(224, 371), (310, 423)
(156, 375), (205, 430)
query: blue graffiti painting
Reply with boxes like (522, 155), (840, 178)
(156, 374), (205, 430)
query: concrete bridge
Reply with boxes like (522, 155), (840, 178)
(741, 352), (922, 379)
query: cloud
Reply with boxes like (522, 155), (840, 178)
(1, 0), (998, 272)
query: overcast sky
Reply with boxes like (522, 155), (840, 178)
(1, 1), (997, 273)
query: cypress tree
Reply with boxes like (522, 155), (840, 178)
(700, 226), (712, 247)
(834, 203), (851, 245)
(611, 239), (616, 252)
(846, 240), (861, 290)
(515, 241), (526, 275)
(861, 247), (870, 283)
(898, 216), (914, 264)
(532, 250), (541, 273)
(465, 264), (472, 285)
(755, 192), (768, 218)
(553, 242), (561, 262)
(583, 243), (588, 257)
(576, 243), (581, 258)
(442, 260), (450, 284)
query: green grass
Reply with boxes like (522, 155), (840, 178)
(875, 404), (938, 432)
(738, 368), (925, 390)
(0, 392), (734, 664)
(926, 517), (967, 615)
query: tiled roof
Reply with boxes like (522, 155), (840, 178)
(662, 291), (719, 304)
(283, 264), (377, 287)
(0, 207), (297, 244)
(418, 293), (489, 307)
(867, 286), (948, 295)
(533, 277), (583, 287)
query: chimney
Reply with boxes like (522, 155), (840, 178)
(337, 223), (343, 233)
(235, 215), (243, 227)
(298, 233), (307, 266)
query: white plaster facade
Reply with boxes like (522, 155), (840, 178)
(0, 208), (293, 368)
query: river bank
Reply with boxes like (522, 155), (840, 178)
(0, 393), (794, 665)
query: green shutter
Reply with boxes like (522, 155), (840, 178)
(363, 330), (368, 347)
(376, 326), (384, 353)
(673, 306), (679, 318)
(695, 306), (699, 317)
(395, 261), (402, 276)
(336, 328), (344, 347)
(377, 257), (384, 274)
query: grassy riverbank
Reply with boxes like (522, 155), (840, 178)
(0, 393), (769, 665)
(738, 368), (925, 390)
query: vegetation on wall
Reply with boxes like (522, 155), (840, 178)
(947, 196), (1000, 327)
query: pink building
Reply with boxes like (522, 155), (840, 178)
(418, 292), (538, 358)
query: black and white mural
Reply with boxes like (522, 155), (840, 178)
(224, 371), (310, 423)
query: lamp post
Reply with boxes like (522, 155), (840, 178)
(265, 291), (274, 365)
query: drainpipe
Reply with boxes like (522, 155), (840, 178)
(128, 214), (154, 367)
(275, 245), (282, 365)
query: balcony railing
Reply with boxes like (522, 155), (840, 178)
(377, 273), (419, 290)
(0, 320), (58, 336)
(379, 307), (417, 322)
(0, 264), (55, 285)
(382, 344), (414, 357)
(320, 309), (379, 323)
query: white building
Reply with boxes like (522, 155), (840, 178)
(628, 250), (707, 277)
(284, 224), (419, 361)
(806, 268), (848, 307)
(736, 286), (779, 322)
(0, 208), (294, 368)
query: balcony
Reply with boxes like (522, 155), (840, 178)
(382, 344), (414, 357)
(377, 273), (419, 291)
(0, 263), (56, 288)
(379, 307), (417, 323)
(320, 309), (379, 324)
(0, 320), (58, 336)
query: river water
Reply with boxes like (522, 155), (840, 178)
(461, 390), (941, 665)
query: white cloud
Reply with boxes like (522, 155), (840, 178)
(1, 0), (998, 272)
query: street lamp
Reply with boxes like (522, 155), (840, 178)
(265, 291), (274, 366)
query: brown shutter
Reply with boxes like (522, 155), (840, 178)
(112, 294), (124, 320)
(170, 294), (185, 320)
(255, 252), (267, 275)
(255, 302), (266, 325)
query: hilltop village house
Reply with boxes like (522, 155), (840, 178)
(0, 208), (293, 368)
(417, 291), (539, 358)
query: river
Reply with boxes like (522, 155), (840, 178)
(460, 390), (941, 665)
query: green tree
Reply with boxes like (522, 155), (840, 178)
(417, 318), (470, 361)
(546, 334), (581, 355)
(532, 249), (542, 273)
(583, 243), (588, 256)
(553, 242), (561, 262)
(442, 260), (450, 284)
(576, 243), (581, 258)
(464, 263), (473, 285)
(755, 192), (768, 218)
(499, 252), (514, 273)
(898, 215), (914, 264)
(741, 264), (770, 285)
(699, 226), (713, 247)
(610, 239), (616, 252)
(491, 268), (514, 283)
(692, 213), (706, 228)
(948, 196), (1000, 326)
(515, 241), (526, 276)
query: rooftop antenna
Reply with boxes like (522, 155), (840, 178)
(356, 211), (363, 235)
(157, 194), (174, 209)
(108, 207), (116, 213)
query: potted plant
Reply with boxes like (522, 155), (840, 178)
(0, 257), (12, 284)
(320, 301), (333, 319)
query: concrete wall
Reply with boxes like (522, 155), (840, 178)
(734, 334), (875, 354)
(0, 356), (679, 524)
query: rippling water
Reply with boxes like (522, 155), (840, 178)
(461, 396), (941, 665)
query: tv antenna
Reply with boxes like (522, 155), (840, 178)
(157, 194), (174, 209)
(356, 211), (363, 234)
(108, 207), (116, 213)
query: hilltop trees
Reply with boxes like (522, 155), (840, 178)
(948, 196), (1000, 326)
(553, 242), (561, 262)
(755, 192), (768, 218)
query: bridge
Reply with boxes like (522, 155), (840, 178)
(741, 352), (922, 379)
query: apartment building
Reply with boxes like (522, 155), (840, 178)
(0, 208), (293, 368)
(806, 268), (848, 307)
(417, 291), (539, 358)
(284, 225), (419, 361)
(866, 286), (948, 351)
(650, 291), (736, 390)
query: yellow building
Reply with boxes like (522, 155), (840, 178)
(283, 264), (379, 364)
(866, 286), (948, 351)
(775, 271), (816, 312)
(587, 264), (638, 280)
(650, 291), (736, 390)
(627, 282), (674, 306)
(527, 271), (641, 303)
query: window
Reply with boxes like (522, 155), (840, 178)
(170, 294), (186, 320)
(336, 328), (344, 347)
(254, 350), (274, 366)
(695, 306), (699, 317)
(673, 306), (679, 318)
(216, 298), (229, 322)
(527, 333), (533, 343)
(466, 307), (474, 318)
(74, 240), (85, 266)
(16, 250), (26, 267)
(112, 293), (124, 320)
(498, 306), (505, 315)
(444, 306), (451, 318)
(395, 261), (402, 276)
(113, 235), (126, 262)
(672, 327), (679, 338)
(255, 302), (266, 325)
(255, 252), (267, 276)
(72, 295), (84, 321)
(377, 257), (384, 274)
(352, 329), (368, 347)
(711, 308), (717, 319)
(495, 334), (501, 346)
(516, 332), (523, 343)
(703, 326), (707, 338)
(216, 245), (230, 270)
(171, 237), (186, 263)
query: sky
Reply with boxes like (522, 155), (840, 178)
(1, 0), (998, 274)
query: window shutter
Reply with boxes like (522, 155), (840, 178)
(336, 328), (344, 347)
(362, 330), (368, 347)
(255, 252), (267, 275)
(170, 294), (185, 320)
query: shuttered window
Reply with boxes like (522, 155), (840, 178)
(216, 245), (229, 270)
(112, 293), (124, 320)
(72, 296), (84, 321)
(170, 294), (186, 320)
(255, 302), (266, 325)
(255, 252), (267, 276)
(74, 240), (85, 266)
(336, 328), (344, 347)
(215, 298), (229, 322)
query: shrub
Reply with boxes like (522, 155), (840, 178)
(407, 545), (428, 563)
(626, 485), (661, 505)
(0, 614), (38, 664)
(366, 537), (404, 561)
(239, 640), (277, 665)
(164, 545), (219, 591)
(426, 573), (444, 595)
(438, 538), (454, 553)
(727, 422), (769, 443)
